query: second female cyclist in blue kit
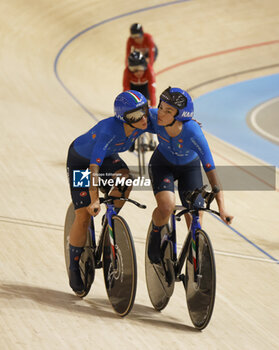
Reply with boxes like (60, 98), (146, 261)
(147, 87), (234, 264)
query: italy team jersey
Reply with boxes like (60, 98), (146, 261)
(73, 111), (215, 172)
(148, 108), (215, 171)
(73, 117), (153, 166)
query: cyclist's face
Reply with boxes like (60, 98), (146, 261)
(157, 101), (177, 125)
(133, 69), (145, 78)
(132, 114), (148, 129)
(132, 35), (144, 44)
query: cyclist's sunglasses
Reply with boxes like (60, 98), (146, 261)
(131, 34), (143, 39)
(124, 105), (148, 123)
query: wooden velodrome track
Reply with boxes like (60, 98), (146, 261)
(0, 0), (278, 349)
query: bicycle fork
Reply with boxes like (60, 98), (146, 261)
(106, 204), (117, 268)
(191, 213), (201, 282)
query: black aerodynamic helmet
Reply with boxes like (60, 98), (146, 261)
(130, 23), (144, 36)
(128, 51), (147, 71)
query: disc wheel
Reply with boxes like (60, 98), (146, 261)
(184, 229), (216, 330)
(103, 215), (137, 317)
(145, 222), (175, 311)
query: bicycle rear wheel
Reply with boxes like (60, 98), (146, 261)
(103, 215), (137, 317)
(64, 203), (95, 297)
(145, 222), (175, 311)
(184, 229), (216, 330)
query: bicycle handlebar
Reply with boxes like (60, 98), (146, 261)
(183, 185), (219, 209)
(99, 196), (146, 209)
(175, 185), (231, 222)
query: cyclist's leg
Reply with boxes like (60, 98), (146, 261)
(149, 191), (175, 264)
(66, 143), (91, 294)
(69, 207), (90, 246)
(177, 157), (204, 229)
(148, 149), (175, 263)
(67, 186), (91, 294)
(152, 191), (175, 226)
(68, 207), (90, 294)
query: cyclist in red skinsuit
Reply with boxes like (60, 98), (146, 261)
(123, 51), (156, 108)
(123, 51), (157, 150)
(125, 23), (158, 67)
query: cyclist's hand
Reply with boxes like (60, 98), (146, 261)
(220, 209), (234, 225)
(87, 199), (101, 217)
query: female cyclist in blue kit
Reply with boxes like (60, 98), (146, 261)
(66, 90), (151, 295)
(147, 87), (234, 264)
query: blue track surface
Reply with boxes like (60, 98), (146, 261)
(194, 74), (279, 167)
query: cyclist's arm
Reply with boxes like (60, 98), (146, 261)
(125, 38), (132, 66)
(123, 68), (130, 91)
(188, 124), (233, 224)
(146, 34), (155, 65)
(88, 133), (115, 216)
(206, 170), (233, 225)
(147, 66), (156, 107)
(205, 168), (223, 208)
(189, 124), (215, 173)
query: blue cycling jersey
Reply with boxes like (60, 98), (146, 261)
(73, 117), (152, 166)
(72, 111), (215, 172)
(148, 108), (215, 172)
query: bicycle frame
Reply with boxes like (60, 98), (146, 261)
(88, 195), (146, 269)
(162, 204), (220, 286)
(164, 212), (194, 275)
(88, 202), (117, 268)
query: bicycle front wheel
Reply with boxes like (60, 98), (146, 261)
(103, 215), (137, 317)
(185, 229), (216, 330)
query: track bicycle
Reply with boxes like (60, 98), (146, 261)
(64, 192), (146, 317)
(145, 185), (229, 330)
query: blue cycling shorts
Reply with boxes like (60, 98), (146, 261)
(148, 149), (204, 208)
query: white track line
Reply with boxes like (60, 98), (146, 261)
(1, 216), (278, 264)
(249, 97), (279, 144)
(215, 250), (279, 264)
(175, 242), (279, 264)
